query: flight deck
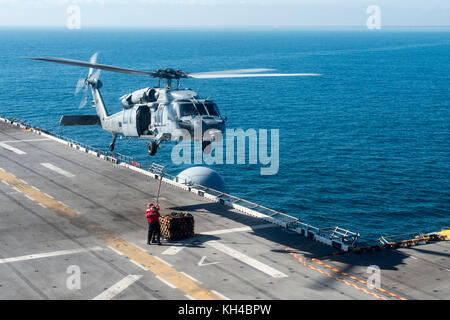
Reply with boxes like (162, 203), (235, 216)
(0, 118), (449, 300)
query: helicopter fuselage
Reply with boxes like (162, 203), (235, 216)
(29, 54), (317, 156)
(91, 85), (225, 148)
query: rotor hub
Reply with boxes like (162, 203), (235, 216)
(153, 68), (189, 80)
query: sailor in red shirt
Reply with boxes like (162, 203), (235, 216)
(146, 203), (161, 245)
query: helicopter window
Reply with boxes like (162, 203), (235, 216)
(179, 103), (199, 117)
(156, 105), (164, 123)
(194, 103), (208, 116)
(203, 102), (219, 116)
(165, 105), (176, 120)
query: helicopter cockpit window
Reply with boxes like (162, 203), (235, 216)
(179, 103), (199, 117)
(203, 102), (219, 116)
(194, 103), (208, 116)
(165, 105), (176, 121)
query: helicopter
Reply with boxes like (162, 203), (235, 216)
(26, 54), (321, 156)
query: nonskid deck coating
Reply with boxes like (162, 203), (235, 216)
(0, 121), (448, 300)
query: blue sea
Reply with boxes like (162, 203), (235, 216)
(0, 27), (449, 243)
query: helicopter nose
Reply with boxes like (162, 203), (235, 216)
(203, 129), (223, 142)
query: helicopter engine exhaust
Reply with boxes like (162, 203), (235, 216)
(120, 87), (158, 109)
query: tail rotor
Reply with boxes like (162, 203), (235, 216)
(74, 53), (101, 109)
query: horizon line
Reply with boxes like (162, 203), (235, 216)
(0, 25), (449, 29)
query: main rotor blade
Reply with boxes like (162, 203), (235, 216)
(24, 57), (154, 76)
(88, 52), (98, 77)
(190, 68), (276, 76)
(189, 73), (322, 79)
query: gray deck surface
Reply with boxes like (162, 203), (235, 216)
(0, 121), (448, 300)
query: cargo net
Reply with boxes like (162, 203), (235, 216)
(161, 212), (195, 240)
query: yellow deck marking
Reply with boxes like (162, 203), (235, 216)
(438, 230), (450, 240)
(284, 248), (387, 300)
(104, 237), (220, 299)
(0, 168), (223, 300)
(310, 257), (407, 300)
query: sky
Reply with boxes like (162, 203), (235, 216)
(0, 0), (449, 28)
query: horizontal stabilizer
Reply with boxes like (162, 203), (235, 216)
(60, 115), (100, 126)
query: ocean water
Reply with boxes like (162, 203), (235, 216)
(0, 28), (449, 242)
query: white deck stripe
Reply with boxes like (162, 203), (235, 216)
(0, 246), (103, 264)
(199, 224), (275, 236)
(24, 194), (35, 201)
(40, 163), (75, 178)
(185, 294), (196, 300)
(161, 225), (276, 256)
(0, 138), (50, 144)
(211, 290), (230, 300)
(206, 241), (288, 278)
(107, 245), (124, 256)
(180, 272), (202, 284)
(12, 187), (21, 193)
(0, 143), (26, 155)
(93, 275), (142, 300)
(154, 256), (173, 267)
(130, 242), (149, 253)
(129, 259), (148, 271)
(161, 245), (185, 255)
(155, 275), (177, 289)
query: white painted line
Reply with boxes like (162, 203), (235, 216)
(161, 245), (185, 256)
(155, 275), (177, 289)
(18, 178), (28, 185)
(93, 275), (142, 300)
(180, 272), (202, 284)
(12, 187), (21, 193)
(206, 241), (288, 278)
(185, 294), (196, 300)
(0, 246), (104, 264)
(161, 238), (197, 256)
(43, 192), (54, 199)
(199, 224), (275, 236)
(0, 142), (26, 155)
(0, 138), (50, 144)
(40, 162), (75, 178)
(107, 245), (124, 256)
(31, 186), (40, 192)
(198, 256), (219, 267)
(24, 194), (35, 202)
(1, 180), (9, 186)
(38, 203), (47, 208)
(131, 242), (149, 253)
(154, 256), (173, 267)
(211, 290), (230, 300)
(129, 259), (148, 271)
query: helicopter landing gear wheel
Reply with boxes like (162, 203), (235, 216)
(202, 141), (212, 154)
(147, 141), (158, 156)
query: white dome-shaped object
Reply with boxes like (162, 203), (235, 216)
(177, 167), (227, 193)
